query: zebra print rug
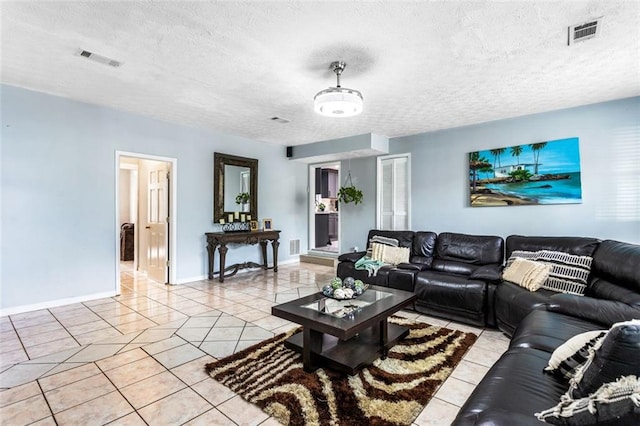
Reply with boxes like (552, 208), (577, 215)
(205, 317), (477, 425)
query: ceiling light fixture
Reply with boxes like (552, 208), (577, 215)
(314, 61), (363, 117)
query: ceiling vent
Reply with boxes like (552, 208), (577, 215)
(75, 49), (122, 67)
(568, 18), (602, 45)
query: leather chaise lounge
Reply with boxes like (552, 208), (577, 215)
(336, 230), (640, 425)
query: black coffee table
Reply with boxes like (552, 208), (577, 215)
(271, 285), (417, 374)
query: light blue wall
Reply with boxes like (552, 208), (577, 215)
(1, 84), (308, 311)
(338, 157), (377, 252)
(3, 84), (638, 313)
(389, 97), (640, 243)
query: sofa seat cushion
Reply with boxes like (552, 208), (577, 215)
(453, 347), (568, 426)
(510, 310), (604, 353)
(414, 271), (487, 325)
(495, 281), (557, 336)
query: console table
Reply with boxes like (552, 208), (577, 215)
(205, 230), (280, 283)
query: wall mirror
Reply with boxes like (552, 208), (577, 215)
(214, 152), (258, 223)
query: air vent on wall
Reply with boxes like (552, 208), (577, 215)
(290, 239), (300, 255)
(75, 49), (122, 67)
(568, 18), (602, 45)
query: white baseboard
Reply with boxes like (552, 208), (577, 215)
(175, 275), (208, 285)
(0, 291), (117, 317)
(278, 257), (300, 266)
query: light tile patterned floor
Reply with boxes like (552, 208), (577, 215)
(0, 262), (510, 425)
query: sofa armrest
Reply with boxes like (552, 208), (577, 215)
(338, 251), (366, 263)
(396, 262), (429, 271)
(469, 264), (503, 282)
(547, 294), (640, 327)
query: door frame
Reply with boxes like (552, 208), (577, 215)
(308, 162), (341, 255)
(115, 151), (178, 294)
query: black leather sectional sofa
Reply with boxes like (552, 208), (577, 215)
(337, 230), (640, 425)
(337, 230), (505, 327)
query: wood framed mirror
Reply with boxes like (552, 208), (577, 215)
(214, 152), (258, 223)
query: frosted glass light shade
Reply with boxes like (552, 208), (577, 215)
(314, 87), (363, 117)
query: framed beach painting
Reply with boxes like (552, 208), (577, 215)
(469, 137), (582, 207)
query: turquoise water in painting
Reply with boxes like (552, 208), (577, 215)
(484, 172), (582, 204)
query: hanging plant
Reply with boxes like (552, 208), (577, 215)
(338, 186), (363, 205)
(338, 171), (364, 205)
(235, 192), (250, 205)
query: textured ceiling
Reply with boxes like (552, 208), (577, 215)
(2, 1), (639, 146)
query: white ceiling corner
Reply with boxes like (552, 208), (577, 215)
(1, 1), (639, 146)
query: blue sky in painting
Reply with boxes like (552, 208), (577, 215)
(477, 137), (581, 174)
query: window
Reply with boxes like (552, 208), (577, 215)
(377, 154), (411, 230)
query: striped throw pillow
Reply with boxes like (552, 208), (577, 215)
(536, 250), (592, 295)
(544, 330), (607, 380)
(506, 250), (593, 295)
(366, 235), (399, 257)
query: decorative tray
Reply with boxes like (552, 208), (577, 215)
(321, 277), (368, 300)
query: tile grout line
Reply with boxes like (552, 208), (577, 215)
(34, 377), (57, 425)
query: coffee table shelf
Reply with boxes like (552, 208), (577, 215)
(283, 322), (410, 375)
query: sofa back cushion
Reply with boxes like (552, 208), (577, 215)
(505, 235), (600, 259)
(435, 232), (504, 265)
(588, 240), (640, 304)
(411, 231), (437, 267)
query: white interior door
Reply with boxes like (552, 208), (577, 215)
(147, 162), (168, 283)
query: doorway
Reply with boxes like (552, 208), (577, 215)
(116, 152), (177, 293)
(309, 162), (340, 255)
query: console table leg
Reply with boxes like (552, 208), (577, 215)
(259, 241), (268, 269)
(272, 240), (279, 272)
(207, 242), (218, 279)
(218, 244), (228, 283)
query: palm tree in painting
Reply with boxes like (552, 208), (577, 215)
(529, 142), (547, 175)
(490, 148), (506, 177)
(510, 145), (523, 165)
(469, 152), (492, 193)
